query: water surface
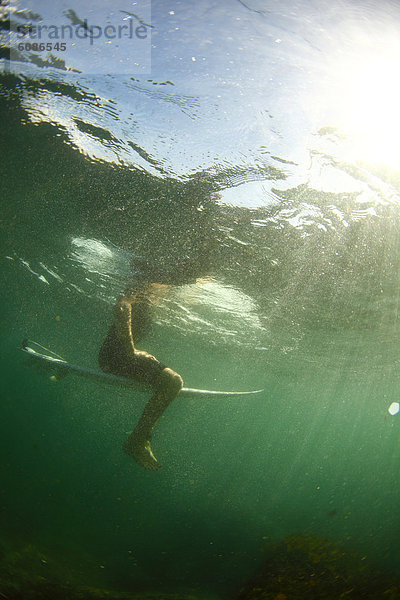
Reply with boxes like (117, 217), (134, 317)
(1, 0), (400, 597)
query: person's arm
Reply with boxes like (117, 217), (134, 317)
(113, 295), (135, 356)
(113, 285), (151, 355)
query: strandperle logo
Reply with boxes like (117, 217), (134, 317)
(9, 6), (152, 75)
(16, 19), (149, 46)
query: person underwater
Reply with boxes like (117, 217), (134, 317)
(99, 258), (200, 470)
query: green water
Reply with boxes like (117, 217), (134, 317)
(1, 0), (400, 598)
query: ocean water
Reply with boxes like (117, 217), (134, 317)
(1, 0), (400, 598)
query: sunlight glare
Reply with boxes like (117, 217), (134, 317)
(323, 40), (400, 169)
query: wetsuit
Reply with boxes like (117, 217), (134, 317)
(98, 283), (183, 470)
(98, 289), (166, 387)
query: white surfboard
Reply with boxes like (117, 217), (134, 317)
(22, 340), (264, 399)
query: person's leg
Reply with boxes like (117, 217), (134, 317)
(100, 292), (182, 470)
(124, 367), (183, 470)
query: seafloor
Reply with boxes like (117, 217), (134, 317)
(1, 534), (400, 600)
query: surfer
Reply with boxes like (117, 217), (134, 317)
(99, 259), (197, 471)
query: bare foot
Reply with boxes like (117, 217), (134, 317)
(123, 437), (160, 471)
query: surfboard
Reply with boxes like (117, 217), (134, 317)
(21, 340), (264, 399)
